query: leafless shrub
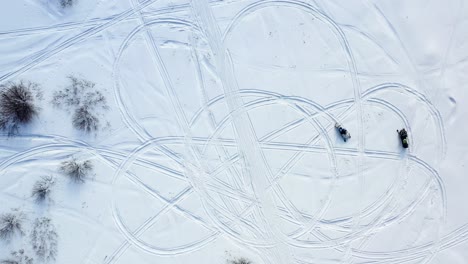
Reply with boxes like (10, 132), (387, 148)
(31, 176), (55, 203)
(0, 210), (25, 240)
(59, 157), (93, 183)
(51, 77), (98, 108)
(72, 106), (99, 133)
(0, 260), (18, 264)
(0, 82), (40, 135)
(60, 0), (75, 8)
(52, 76), (108, 133)
(0, 249), (33, 264)
(30, 217), (58, 261)
(231, 257), (252, 264)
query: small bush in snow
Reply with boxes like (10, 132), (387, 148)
(30, 217), (58, 261)
(52, 76), (108, 133)
(0, 249), (33, 264)
(231, 258), (252, 264)
(60, 157), (93, 183)
(72, 106), (99, 133)
(31, 176), (55, 203)
(0, 210), (25, 240)
(60, 0), (75, 8)
(0, 82), (40, 135)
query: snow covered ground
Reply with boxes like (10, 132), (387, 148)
(1, 0), (468, 263)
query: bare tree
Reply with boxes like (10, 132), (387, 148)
(52, 76), (108, 133)
(31, 176), (56, 203)
(0, 250), (33, 264)
(30, 217), (58, 261)
(60, 0), (75, 8)
(0, 82), (40, 135)
(72, 106), (99, 133)
(59, 157), (93, 183)
(51, 77), (96, 108)
(231, 258), (252, 264)
(0, 210), (25, 240)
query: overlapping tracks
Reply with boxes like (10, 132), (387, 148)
(0, 0), (462, 263)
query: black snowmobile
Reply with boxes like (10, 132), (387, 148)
(335, 123), (351, 142)
(397, 128), (409, 148)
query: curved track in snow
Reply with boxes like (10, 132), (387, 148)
(0, 0), (460, 263)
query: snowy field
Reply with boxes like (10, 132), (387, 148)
(1, 0), (468, 263)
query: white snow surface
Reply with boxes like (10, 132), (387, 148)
(1, 0), (468, 263)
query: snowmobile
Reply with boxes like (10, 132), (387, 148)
(335, 123), (351, 142)
(397, 128), (409, 148)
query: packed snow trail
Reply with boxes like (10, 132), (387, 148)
(189, 0), (295, 262)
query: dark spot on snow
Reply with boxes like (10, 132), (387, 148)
(449, 96), (456, 104)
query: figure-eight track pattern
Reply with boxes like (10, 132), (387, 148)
(1, 0), (467, 264)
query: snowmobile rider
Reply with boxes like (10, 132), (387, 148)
(335, 123), (351, 142)
(397, 128), (409, 148)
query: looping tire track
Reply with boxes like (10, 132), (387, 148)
(0, 132), (448, 250)
(110, 86), (446, 255)
(221, 4), (364, 262)
(0, 0), (457, 263)
(0, 134), (221, 262)
(112, 9), (448, 259)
